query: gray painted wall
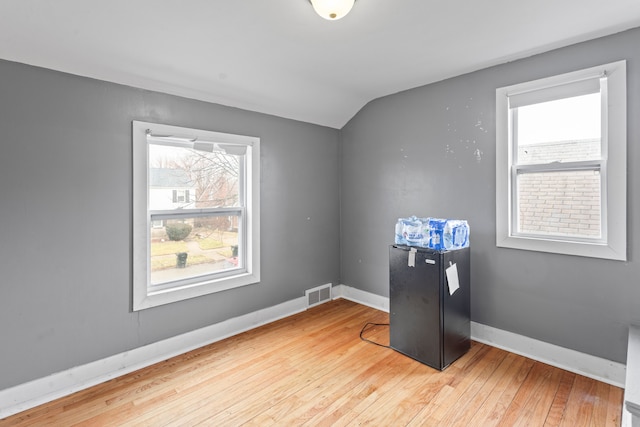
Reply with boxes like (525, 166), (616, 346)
(0, 60), (340, 389)
(340, 27), (640, 363)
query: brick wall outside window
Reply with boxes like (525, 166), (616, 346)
(517, 139), (601, 238)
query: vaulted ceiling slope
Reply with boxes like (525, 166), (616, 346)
(2, 0), (640, 129)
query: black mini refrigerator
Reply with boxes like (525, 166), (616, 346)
(389, 245), (470, 370)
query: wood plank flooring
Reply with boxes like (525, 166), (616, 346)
(1, 299), (623, 426)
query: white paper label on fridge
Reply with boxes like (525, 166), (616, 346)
(408, 248), (417, 267)
(446, 262), (460, 295)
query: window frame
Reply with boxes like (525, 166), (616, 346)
(132, 121), (261, 311)
(496, 61), (626, 260)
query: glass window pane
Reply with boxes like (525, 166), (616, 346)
(148, 143), (242, 210)
(516, 92), (601, 165)
(150, 215), (242, 286)
(517, 170), (601, 238)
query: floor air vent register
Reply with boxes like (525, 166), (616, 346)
(306, 284), (332, 308)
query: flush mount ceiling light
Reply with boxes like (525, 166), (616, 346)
(309, 0), (356, 20)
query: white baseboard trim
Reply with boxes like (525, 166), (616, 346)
(0, 296), (307, 420)
(471, 322), (625, 388)
(332, 283), (389, 312)
(333, 284), (626, 388)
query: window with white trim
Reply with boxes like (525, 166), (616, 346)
(496, 61), (626, 260)
(133, 121), (260, 310)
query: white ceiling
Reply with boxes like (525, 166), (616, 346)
(1, 0), (640, 129)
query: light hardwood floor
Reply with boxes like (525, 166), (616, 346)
(2, 299), (623, 426)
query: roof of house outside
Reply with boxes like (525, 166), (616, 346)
(518, 138), (600, 164)
(149, 168), (193, 188)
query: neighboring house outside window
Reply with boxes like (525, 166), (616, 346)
(148, 168), (196, 235)
(496, 61), (626, 260)
(516, 138), (601, 238)
(133, 121), (260, 311)
(150, 168), (195, 208)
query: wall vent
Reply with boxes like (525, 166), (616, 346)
(306, 284), (332, 308)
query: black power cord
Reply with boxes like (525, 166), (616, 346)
(359, 322), (391, 348)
